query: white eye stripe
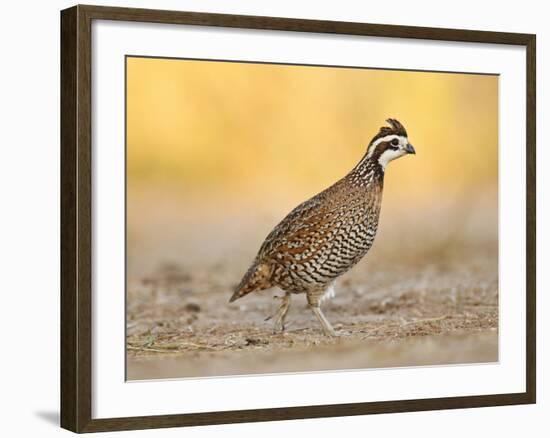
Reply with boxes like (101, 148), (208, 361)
(366, 135), (406, 158)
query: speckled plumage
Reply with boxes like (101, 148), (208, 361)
(230, 119), (415, 336)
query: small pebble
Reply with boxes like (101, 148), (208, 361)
(185, 302), (201, 313)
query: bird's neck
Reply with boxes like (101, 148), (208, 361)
(348, 156), (384, 188)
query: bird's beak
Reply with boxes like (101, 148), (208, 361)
(405, 143), (416, 154)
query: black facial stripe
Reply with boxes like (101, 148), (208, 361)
(372, 140), (398, 158)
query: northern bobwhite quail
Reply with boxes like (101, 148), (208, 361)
(230, 119), (415, 336)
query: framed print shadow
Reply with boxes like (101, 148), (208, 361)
(60, 4), (536, 433)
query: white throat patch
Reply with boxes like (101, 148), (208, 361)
(378, 147), (407, 169)
(365, 134), (409, 170)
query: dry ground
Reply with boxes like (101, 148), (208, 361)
(126, 193), (498, 380)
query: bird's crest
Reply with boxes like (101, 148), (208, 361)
(370, 118), (408, 144)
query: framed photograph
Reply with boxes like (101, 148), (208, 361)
(60, 4), (536, 433)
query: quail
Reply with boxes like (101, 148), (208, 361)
(230, 119), (415, 336)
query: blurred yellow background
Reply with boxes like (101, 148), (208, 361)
(127, 56), (498, 203)
(126, 56), (498, 276)
(125, 57), (499, 376)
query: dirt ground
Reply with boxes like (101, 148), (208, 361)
(126, 192), (498, 380)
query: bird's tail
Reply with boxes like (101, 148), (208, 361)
(229, 262), (273, 302)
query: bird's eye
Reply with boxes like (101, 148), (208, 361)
(391, 138), (399, 147)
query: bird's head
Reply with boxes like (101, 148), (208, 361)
(365, 119), (415, 169)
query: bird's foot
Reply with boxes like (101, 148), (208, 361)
(323, 327), (340, 337)
(310, 305), (340, 337)
(271, 322), (285, 335)
(266, 293), (291, 334)
(269, 310), (287, 334)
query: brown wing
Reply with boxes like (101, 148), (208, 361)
(230, 193), (334, 302)
(256, 188), (342, 263)
(231, 178), (355, 301)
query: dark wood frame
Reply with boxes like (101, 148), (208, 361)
(61, 4), (536, 433)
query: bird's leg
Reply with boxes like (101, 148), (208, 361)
(274, 293), (291, 333)
(265, 293), (292, 333)
(307, 292), (338, 337)
(310, 306), (338, 337)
